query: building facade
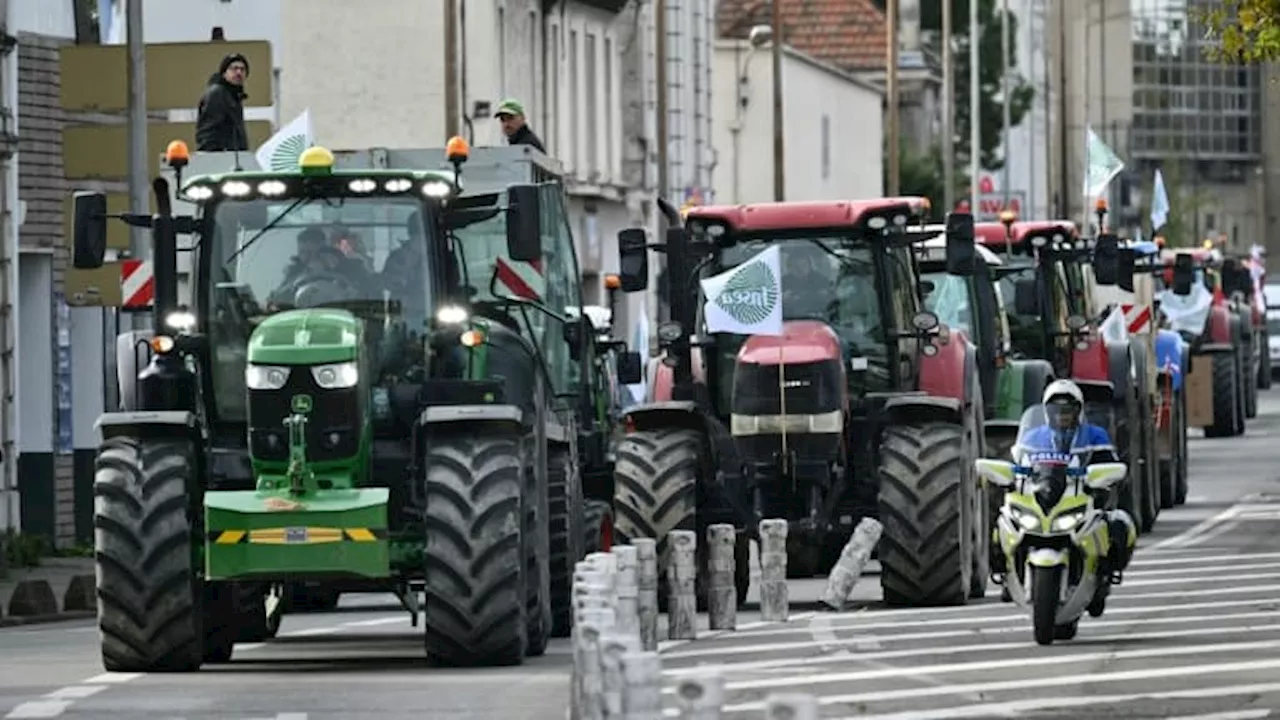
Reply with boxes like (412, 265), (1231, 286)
(710, 39), (885, 204)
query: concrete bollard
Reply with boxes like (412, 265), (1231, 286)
(599, 631), (642, 717)
(632, 538), (660, 651)
(758, 519), (789, 622)
(611, 544), (640, 639)
(572, 609), (616, 720)
(673, 673), (725, 720)
(819, 517), (883, 611)
(665, 530), (698, 640)
(7, 579), (57, 617)
(62, 574), (96, 612)
(764, 693), (819, 720)
(706, 524), (737, 630)
(619, 651), (664, 720)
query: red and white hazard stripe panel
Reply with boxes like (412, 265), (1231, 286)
(120, 259), (154, 309)
(494, 257), (545, 301)
(1120, 303), (1151, 334)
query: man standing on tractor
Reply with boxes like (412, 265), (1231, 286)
(1020, 379), (1136, 575)
(494, 99), (546, 153)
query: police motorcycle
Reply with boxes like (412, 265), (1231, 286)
(974, 404), (1136, 645)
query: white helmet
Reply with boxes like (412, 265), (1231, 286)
(1042, 379), (1084, 407)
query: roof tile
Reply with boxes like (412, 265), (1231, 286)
(717, 0), (888, 71)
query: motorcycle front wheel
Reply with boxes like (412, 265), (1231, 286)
(1031, 565), (1062, 646)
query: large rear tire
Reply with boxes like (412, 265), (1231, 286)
(423, 433), (528, 667)
(1175, 388), (1189, 505)
(877, 422), (974, 607)
(614, 427), (699, 596)
(547, 449), (583, 638)
(1204, 352), (1239, 438)
(94, 437), (205, 672)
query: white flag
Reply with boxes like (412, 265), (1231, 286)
(1098, 305), (1129, 345)
(255, 109), (314, 172)
(1150, 169), (1170, 231)
(700, 245), (784, 336)
(1082, 125), (1125, 201)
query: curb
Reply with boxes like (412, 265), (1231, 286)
(0, 610), (96, 628)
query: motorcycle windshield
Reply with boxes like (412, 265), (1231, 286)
(1011, 404), (1092, 466)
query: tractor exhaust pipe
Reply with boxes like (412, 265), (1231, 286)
(150, 177), (178, 329)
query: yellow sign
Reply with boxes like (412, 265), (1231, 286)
(62, 121), (273, 180)
(64, 263), (124, 307)
(59, 41), (273, 112)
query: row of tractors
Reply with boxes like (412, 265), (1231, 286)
(607, 197), (1267, 610)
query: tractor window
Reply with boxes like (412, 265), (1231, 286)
(998, 264), (1044, 357)
(540, 184), (583, 394)
(921, 271), (972, 335)
(205, 195), (434, 422)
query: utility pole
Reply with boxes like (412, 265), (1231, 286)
(656, 0), (669, 203)
(969, 0), (980, 216)
(1080, 1), (1090, 232)
(1000, 0), (1011, 208)
(941, 0), (954, 211)
(125, 0), (147, 331)
(444, 0), (459, 138)
(771, 0), (785, 201)
(886, 0), (900, 195)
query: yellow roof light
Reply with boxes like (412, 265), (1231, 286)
(298, 146), (335, 173)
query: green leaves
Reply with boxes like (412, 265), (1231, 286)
(1196, 0), (1280, 63)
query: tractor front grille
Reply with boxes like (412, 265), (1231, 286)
(248, 367), (360, 463)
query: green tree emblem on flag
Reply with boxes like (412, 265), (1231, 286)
(714, 260), (779, 325)
(271, 134), (309, 171)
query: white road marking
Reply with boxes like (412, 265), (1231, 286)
(836, 682), (1280, 720)
(665, 637), (1280, 694)
(1164, 712), (1273, 720)
(43, 687), (103, 701)
(80, 673), (141, 684)
(3, 701), (71, 719)
(687, 658), (1280, 715)
(1148, 504), (1244, 550)
(1132, 550), (1280, 566)
(342, 617), (405, 628)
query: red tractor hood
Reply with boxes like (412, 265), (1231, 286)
(737, 320), (843, 366)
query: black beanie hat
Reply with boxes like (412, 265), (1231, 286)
(218, 53), (249, 76)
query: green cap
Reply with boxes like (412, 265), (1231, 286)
(494, 98), (525, 118)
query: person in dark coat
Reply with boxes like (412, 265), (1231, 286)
(494, 98), (546, 153)
(196, 53), (250, 151)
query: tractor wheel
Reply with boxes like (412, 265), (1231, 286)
(237, 582), (286, 643)
(523, 437), (552, 659)
(614, 427), (699, 604)
(547, 449), (583, 638)
(94, 437), (207, 672)
(583, 499), (615, 554)
(1245, 348), (1259, 419)
(423, 432), (529, 667)
(1204, 352), (1239, 438)
(877, 421), (974, 607)
(1260, 333), (1273, 389)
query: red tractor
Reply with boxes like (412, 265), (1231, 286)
(612, 198), (989, 606)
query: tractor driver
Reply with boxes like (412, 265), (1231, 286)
(1019, 379), (1135, 575)
(266, 227), (331, 309)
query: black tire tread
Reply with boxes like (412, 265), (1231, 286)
(423, 433), (527, 667)
(94, 437), (203, 673)
(877, 422), (972, 607)
(613, 427), (698, 555)
(547, 449), (582, 638)
(1204, 352), (1238, 438)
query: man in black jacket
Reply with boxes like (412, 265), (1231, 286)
(494, 98), (545, 153)
(196, 54), (250, 151)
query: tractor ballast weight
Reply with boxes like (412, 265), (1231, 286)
(71, 140), (622, 671)
(613, 198), (989, 607)
(975, 221), (1160, 534)
(1158, 248), (1248, 438)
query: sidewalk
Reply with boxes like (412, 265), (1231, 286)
(0, 556), (97, 627)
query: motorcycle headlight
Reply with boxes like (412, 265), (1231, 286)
(1010, 506), (1042, 531)
(1051, 510), (1086, 532)
(311, 361), (359, 389)
(246, 365), (290, 391)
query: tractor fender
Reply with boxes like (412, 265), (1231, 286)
(646, 349), (707, 402)
(622, 400), (709, 436)
(1154, 329), (1185, 392)
(1071, 334), (1112, 384)
(918, 324), (976, 409)
(94, 410), (198, 444)
(115, 329), (155, 412)
(420, 404), (528, 434)
(1207, 304), (1233, 345)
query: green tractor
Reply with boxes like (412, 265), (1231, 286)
(72, 137), (629, 671)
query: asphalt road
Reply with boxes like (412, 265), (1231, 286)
(3, 393), (1280, 719)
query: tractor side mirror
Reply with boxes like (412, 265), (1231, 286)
(1014, 278), (1039, 316)
(562, 315), (586, 362)
(72, 191), (108, 269)
(505, 184), (543, 262)
(617, 228), (650, 292)
(1092, 233), (1121, 286)
(1173, 254), (1195, 296)
(616, 350), (643, 385)
(944, 211), (976, 276)
(918, 279), (936, 296)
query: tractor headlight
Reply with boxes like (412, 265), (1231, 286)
(1051, 510), (1086, 532)
(246, 365), (290, 390)
(165, 310), (196, 332)
(422, 181), (452, 198)
(311, 361), (359, 389)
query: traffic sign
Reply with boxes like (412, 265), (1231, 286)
(62, 120), (273, 180)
